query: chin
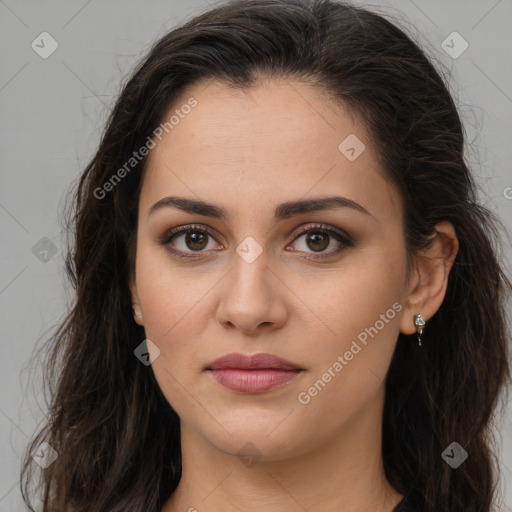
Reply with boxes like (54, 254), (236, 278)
(196, 410), (312, 461)
(210, 434), (302, 463)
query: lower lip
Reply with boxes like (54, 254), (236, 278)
(208, 369), (302, 393)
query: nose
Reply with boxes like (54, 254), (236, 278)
(215, 251), (288, 335)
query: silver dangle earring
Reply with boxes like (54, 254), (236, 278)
(414, 314), (426, 346)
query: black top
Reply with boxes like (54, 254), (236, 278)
(392, 494), (419, 512)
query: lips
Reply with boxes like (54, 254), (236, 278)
(205, 353), (304, 393)
(206, 352), (302, 371)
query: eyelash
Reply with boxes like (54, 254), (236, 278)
(158, 222), (354, 261)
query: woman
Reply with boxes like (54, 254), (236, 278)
(20, 0), (511, 511)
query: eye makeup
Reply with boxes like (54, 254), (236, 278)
(156, 222), (355, 262)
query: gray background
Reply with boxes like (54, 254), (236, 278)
(1, 0), (511, 510)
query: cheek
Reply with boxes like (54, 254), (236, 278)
(294, 284), (402, 438)
(294, 249), (405, 416)
(303, 249), (405, 351)
(134, 252), (213, 418)
(134, 247), (212, 363)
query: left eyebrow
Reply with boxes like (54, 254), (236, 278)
(147, 195), (372, 220)
(275, 195), (371, 219)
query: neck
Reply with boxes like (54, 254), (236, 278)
(162, 386), (403, 512)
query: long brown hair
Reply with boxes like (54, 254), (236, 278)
(20, 1), (511, 510)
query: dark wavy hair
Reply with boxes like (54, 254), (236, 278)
(20, 0), (511, 511)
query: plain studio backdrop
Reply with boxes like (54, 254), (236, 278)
(1, 0), (511, 511)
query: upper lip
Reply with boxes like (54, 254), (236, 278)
(206, 352), (303, 371)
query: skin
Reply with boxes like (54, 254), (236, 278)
(129, 78), (459, 512)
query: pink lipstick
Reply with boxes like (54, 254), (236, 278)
(205, 352), (304, 393)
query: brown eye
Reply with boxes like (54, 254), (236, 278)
(159, 222), (353, 261)
(159, 224), (221, 258)
(305, 231), (330, 252)
(183, 231), (209, 251)
(288, 223), (354, 260)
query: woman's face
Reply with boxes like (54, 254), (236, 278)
(130, 78), (413, 460)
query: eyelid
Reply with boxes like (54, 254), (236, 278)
(289, 222), (353, 245)
(159, 223), (223, 250)
(164, 223), (220, 241)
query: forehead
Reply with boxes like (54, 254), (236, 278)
(139, 78), (401, 223)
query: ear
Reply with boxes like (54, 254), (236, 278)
(399, 221), (459, 335)
(129, 269), (144, 326)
